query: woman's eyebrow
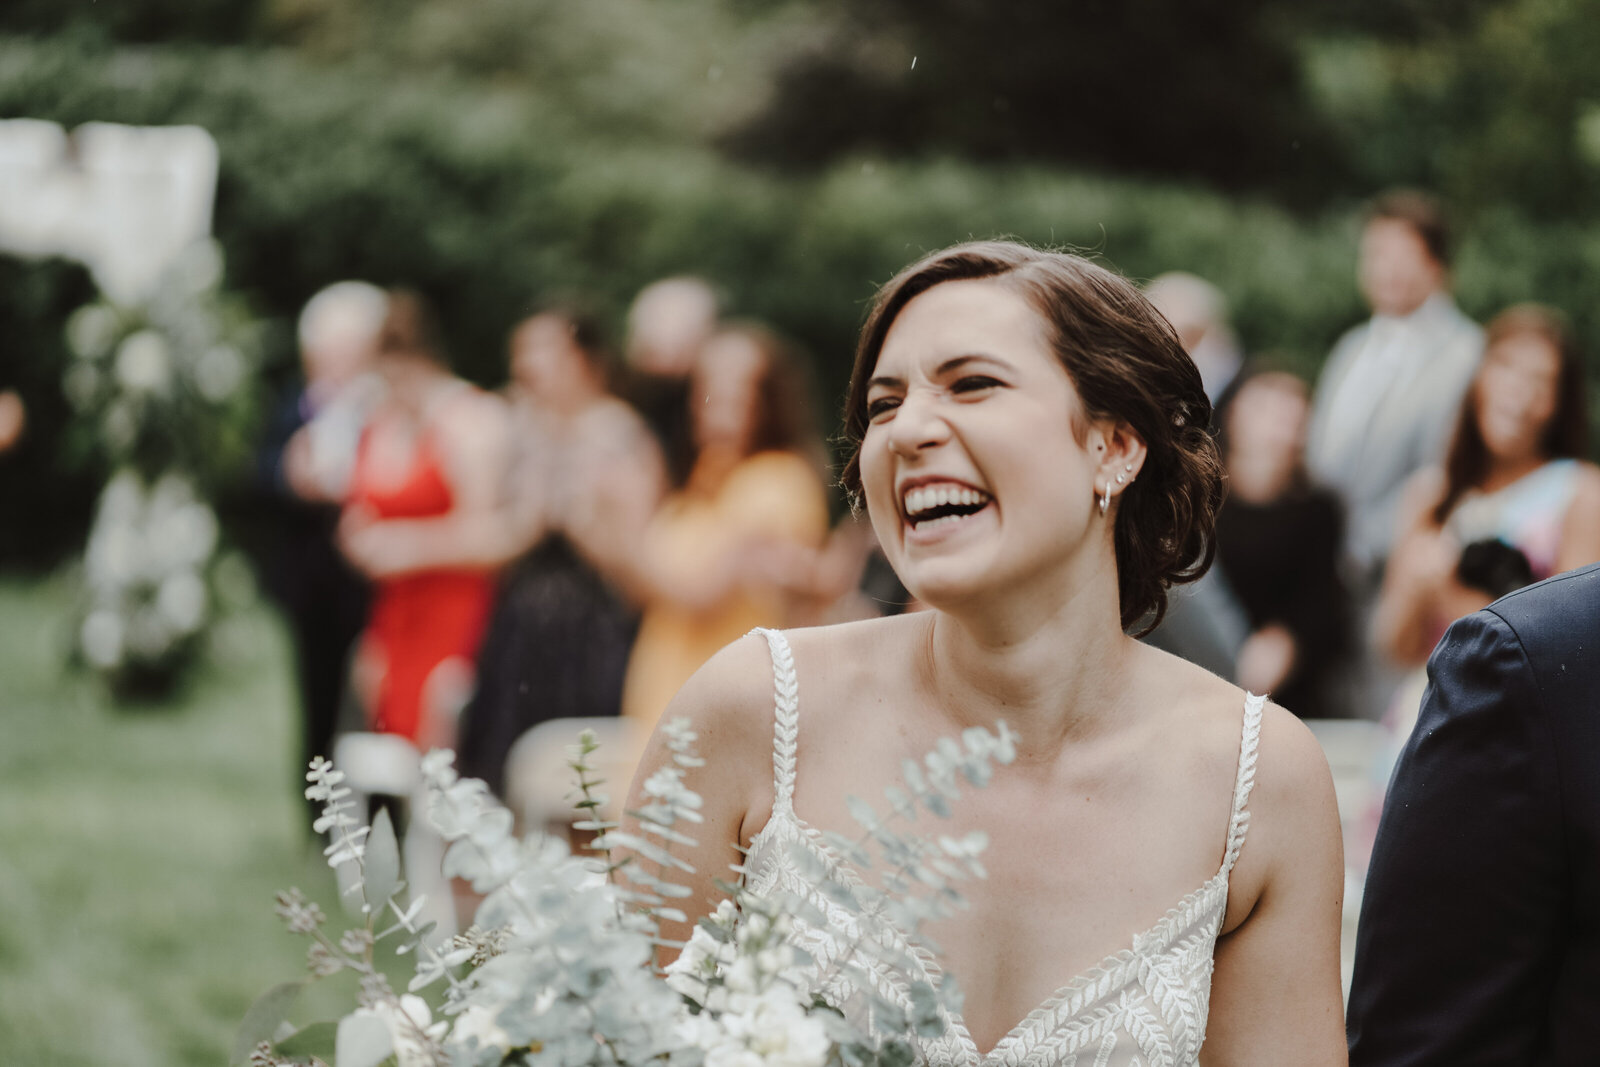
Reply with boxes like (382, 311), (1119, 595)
(870, 353), (1015, 391)
(936, 353), (1013, 374)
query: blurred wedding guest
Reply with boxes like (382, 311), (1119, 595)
(1308, 191), (1483, 580)
(1145, 271), (1245, 411)
(338, 291), (508, 753)
(1215, 371), (1350, 718)
(259, 280), (386, 824)
(1306, 190), (1482, 717)
(1140, 271), (1250, 678)
(620, 323), (831, 732)
(622, 276), (719, 487)
(1374, 304), (1600, 668)
(454, 308), (666, 798)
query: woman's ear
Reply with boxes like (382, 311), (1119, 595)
(1092, 422), (1148, 505)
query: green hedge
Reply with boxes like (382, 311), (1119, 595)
(5, 34), (1600, 560)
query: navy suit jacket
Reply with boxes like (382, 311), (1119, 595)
(1347, 562), (1600, 1065)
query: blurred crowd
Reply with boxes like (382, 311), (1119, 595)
(255, 189), (1600, 832)
(257, 274), (891, 832)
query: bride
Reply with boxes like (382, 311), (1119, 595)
(625, 241), (1347, 1064)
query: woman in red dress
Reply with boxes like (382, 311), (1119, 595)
(339, 291), (509, 750)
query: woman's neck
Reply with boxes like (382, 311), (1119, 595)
(923, 556), (1135, 759)
(1479, 452), (1548, 495)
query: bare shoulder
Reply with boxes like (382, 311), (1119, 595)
(437, 386), (509, 449)
(1226, 699), (1341, 927)
(657, 632), (783, 763)
(777, 613), (924, 714)
(1569, 460), (1600, 503)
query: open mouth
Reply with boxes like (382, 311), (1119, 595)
(902, 483), (994, 531)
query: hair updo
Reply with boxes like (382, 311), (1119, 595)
(838, 240), (1224, 636)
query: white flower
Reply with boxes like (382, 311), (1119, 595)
(156, 570), (207, 633)
(66, 304), (120, 360)
(449, 1003), (510, 1055)
(194, 344), (244, 401)
(705, 1046), (764, 1067)
(356, 995), (447, 1067)
(125, 608), (174, 659)
(735, 988), (831, 1067)
(114, 330), (171, 393)
(664, 921), (730, 1003)
(80, 610), (124, 669)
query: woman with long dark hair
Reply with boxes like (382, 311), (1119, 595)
(1376, 304), (1600, 666)
(625, 242), (1346, 1063)
(619, 322), (833, 734)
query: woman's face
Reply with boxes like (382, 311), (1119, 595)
(859, 279), (1119, 609)
(1475, 333), (1561, 462)
(693, 333), (765, 455)
(510, 315), (589, 407)
(1226, 377), (1308, 476)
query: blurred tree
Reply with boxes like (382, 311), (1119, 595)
(1301, 0), (1600, 220)
(721, 0), (1347, 199)
(0, 0), (269, 43)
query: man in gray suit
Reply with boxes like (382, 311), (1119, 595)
(1307, 191), (1482, 716)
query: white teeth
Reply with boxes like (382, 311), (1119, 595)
(902, 483), (990, 520)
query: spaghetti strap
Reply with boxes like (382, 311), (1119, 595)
(1223, 692), (1267, 875)
(749, 627), (799, 814)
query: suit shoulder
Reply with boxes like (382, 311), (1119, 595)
(1483, 563), (1600, 673)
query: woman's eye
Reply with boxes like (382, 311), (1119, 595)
(951, 375), (1002, 394)
(866, 396), (900, 420)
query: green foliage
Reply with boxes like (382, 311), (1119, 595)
(724, 0), (1346, 199)
(7, 29), (1600, 477)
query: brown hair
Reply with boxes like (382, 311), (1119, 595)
(839, 240), (1224, 635)
(1367, 189), (1453, 269)
(1433, 303), (1588, 524)
(376, 289), (447, 366)
(708, 322), (818, 459)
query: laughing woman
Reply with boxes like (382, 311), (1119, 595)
(625, 242), (1347, 1065)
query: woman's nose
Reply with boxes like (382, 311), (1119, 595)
(886, 390), (951, 457)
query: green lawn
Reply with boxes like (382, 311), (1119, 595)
(0, 574), (359, 1067)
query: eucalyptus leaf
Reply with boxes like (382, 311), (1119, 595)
(846, 795), (880, 833)
(231, 980), (302, 1065)
(363, 807), (401, 912)
(821, 830), (872, 868)
(335, 1011), (393, 1067)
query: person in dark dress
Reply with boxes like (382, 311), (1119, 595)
(454, 309), (666, 797)
(1214, 370), (1351, 718)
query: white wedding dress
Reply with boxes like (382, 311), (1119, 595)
(741, 628), (1265, 1066)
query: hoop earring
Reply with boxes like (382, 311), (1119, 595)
(1098, 481), (1110, 516)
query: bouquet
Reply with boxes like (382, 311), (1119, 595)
(238, 718), (1015, 1067)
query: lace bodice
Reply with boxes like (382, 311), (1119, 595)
(741, 628), (1265, 1066)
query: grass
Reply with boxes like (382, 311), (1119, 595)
(0, 573), (362, 1067)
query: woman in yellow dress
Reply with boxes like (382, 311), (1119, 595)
(621, 323), (832, 732)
